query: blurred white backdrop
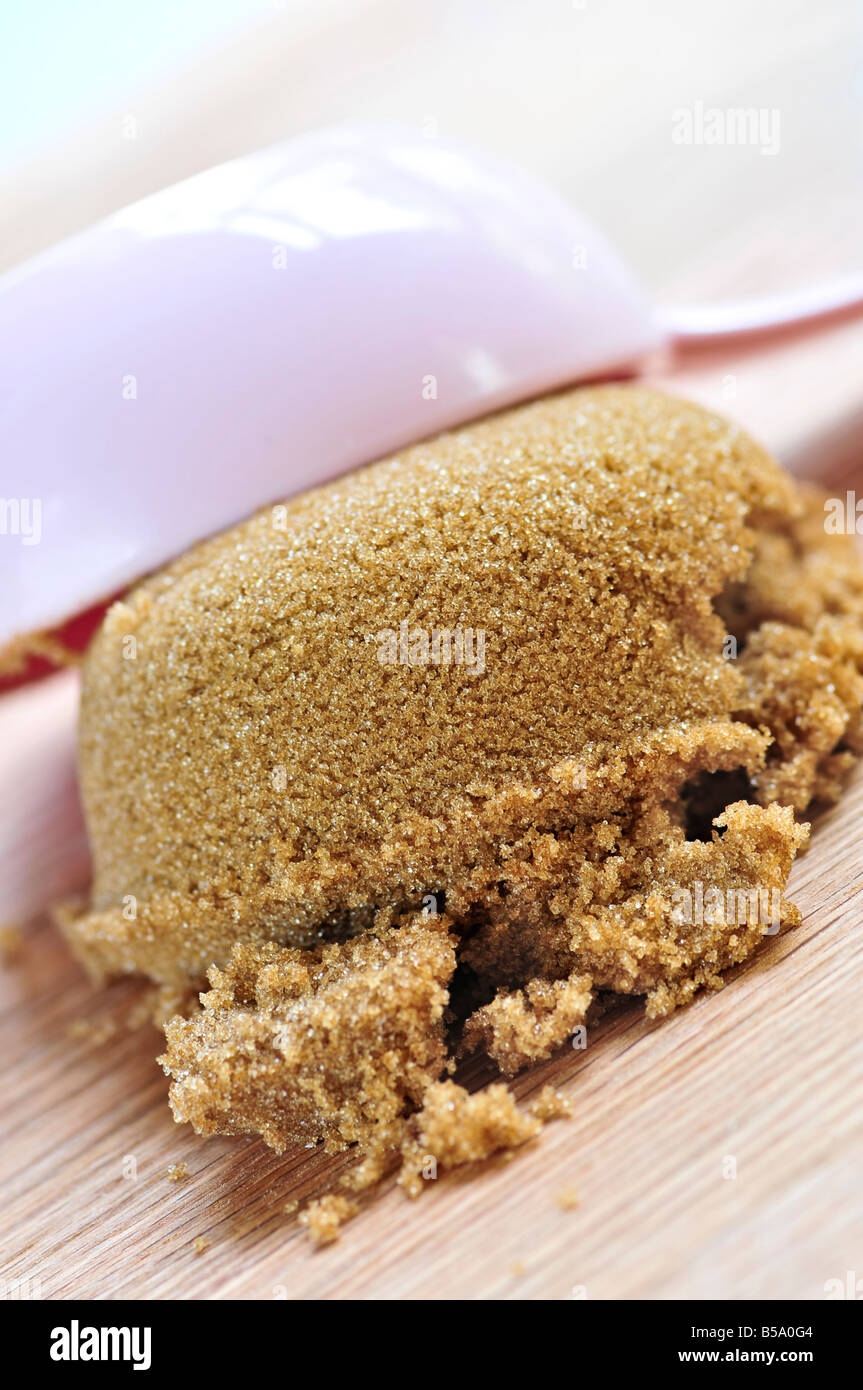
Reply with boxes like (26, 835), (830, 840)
(1, 0), (861, 300)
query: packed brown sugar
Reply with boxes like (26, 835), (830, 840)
(59, 387), (863, 1235)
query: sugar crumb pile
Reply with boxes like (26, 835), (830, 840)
(59, 387), (863, 1235)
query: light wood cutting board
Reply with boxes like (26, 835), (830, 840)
(2, 312), (863, 1302)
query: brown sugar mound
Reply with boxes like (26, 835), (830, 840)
(62, 386), (863, 1205)
(66, 386), (863, 990)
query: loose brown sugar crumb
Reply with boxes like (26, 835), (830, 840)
(0, 630), (82, 677)
(300, 1194), (358, 1245)
(166, 1162), (189, 1183)
(339, 1123), (406, 1193)
(398, 1081), (542, 1199)
(0, 923), (24, 965)
(59, 386), (863, 1230)
(530, 1085), (573, 1123)
(415, 1080), (541, 1164)
(66, 1015), (118, 1046)
(192, 1236), (210, 1256)
(461, 975), (593, 1075)
(126, 984), (201, 1031)
(556, 1187), (579, 1211)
